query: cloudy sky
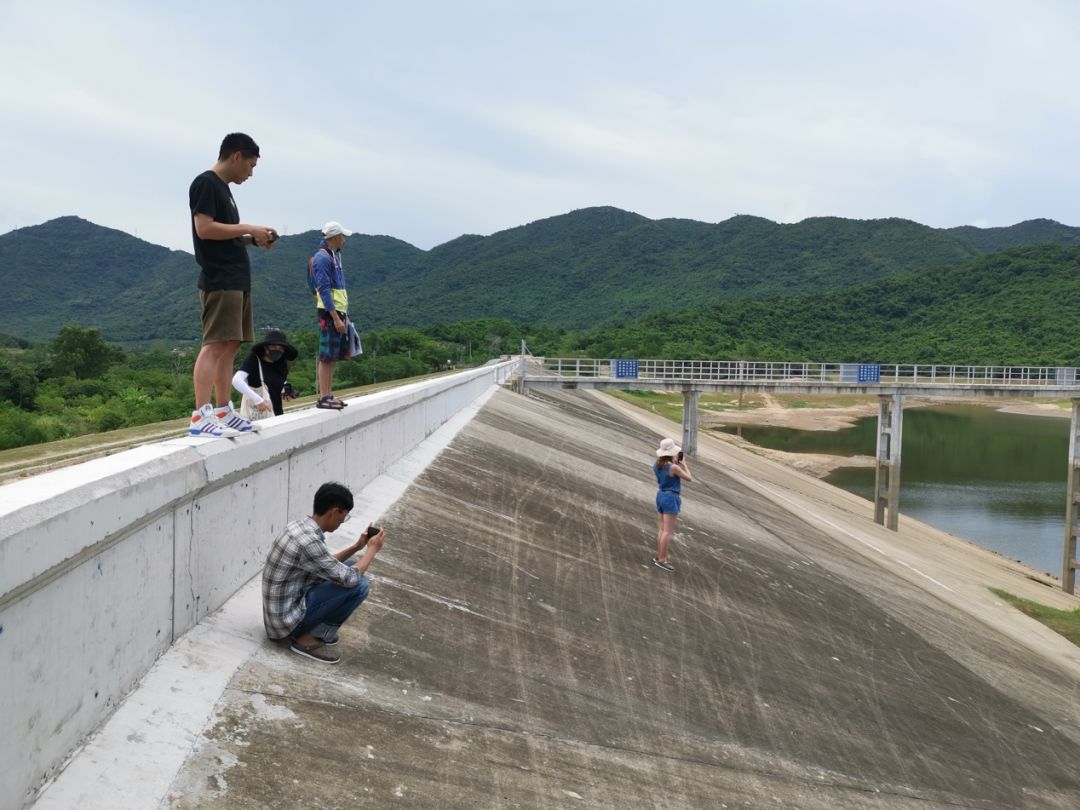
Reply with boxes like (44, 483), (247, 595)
(2, 0), (1078, 252)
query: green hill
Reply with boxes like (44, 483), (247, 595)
(0, 216), (195, 341)
(575, 244), (1080, 366)
(0, 217), (426, 342)
(0, 209), (1074, 343)
(944, 219), (1080, 253)
(362, 209), (980, 329)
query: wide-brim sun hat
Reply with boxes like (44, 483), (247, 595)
(252, 328), (299, 361)
(656, 437), (681, 457)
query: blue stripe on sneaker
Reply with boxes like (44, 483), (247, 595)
(217, 412), (256, 431)
(189, 422), (226, 437)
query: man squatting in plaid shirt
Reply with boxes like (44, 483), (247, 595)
(262, 482), (386, 665)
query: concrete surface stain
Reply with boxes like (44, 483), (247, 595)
(162, 389), (1080, 809)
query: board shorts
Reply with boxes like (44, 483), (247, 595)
(318, 310), (351, 362)
(656, 491), (681, 514)
(200, 289), (253, 344)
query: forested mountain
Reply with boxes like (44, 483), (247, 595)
(0, 217), (425, 342)
(574, 244), (1080, 366)
(944, 219), (1080, 253)
(0, 217), (195, 340)
(362, 210), (980, 329)
(0, 208), (1074, 342)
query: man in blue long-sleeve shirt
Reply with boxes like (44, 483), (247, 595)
(311, 221), (353, 409)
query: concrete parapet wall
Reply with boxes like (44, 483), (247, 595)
(0, 361), (514, 809)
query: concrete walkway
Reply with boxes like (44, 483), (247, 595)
(35, 388), (1080, 808)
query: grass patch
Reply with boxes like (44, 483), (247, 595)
(773, 394), (873, 409)
(607, 390), (683, 422)
(608, 390), (769, 420)
(989, 588), (1080, 646)
(700, 393), (766, 411)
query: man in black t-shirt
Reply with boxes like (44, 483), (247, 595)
(187, 132), (279, 438)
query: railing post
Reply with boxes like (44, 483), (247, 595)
(1063, 400), (1080, 594)
(874, 393), (904, 531)
(682, 390), (700, 456)
(874, 397), (888, 525)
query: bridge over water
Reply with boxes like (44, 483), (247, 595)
(523, 357), (1080, 592)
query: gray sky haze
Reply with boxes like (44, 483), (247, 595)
(2, 0), (1078, 251)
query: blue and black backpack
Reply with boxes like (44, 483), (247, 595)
(306, 247), (334, 296)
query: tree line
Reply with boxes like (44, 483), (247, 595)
(2, 243), (1076, 451)
(12, 208), (1077, 342)
(0, 320), (564, 451)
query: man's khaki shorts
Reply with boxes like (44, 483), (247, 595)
(200, 290), (254, 344)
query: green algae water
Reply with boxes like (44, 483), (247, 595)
(718, 404), (1069, 576)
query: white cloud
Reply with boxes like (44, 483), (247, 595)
(1, 0), (1079, 248)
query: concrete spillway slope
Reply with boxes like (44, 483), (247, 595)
(46, 388), (1080, 808)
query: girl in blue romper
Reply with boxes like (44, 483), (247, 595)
(653, 437), (692, 571)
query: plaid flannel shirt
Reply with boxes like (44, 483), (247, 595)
(262, 516), (360, 639)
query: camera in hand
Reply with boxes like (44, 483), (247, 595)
(281, 382), (298, 398)
(367, 525), (381, 537)
(677, 451), (684, 462)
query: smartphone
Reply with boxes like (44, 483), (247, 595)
(367, 524), (381, 537)
(677, 451), (684, 462)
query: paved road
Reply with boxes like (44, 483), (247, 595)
(165, 388), (1080, 808)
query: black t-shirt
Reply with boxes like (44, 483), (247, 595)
(189, 170), (251, 291)
(240, 352), (289, 415)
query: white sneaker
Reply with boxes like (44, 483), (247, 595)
(189, 404), (239, 438)
(214, 402), (259, 432)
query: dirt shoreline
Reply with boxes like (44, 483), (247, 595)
(703, 396), (1070, 478)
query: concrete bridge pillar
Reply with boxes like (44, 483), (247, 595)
(1063, 400), (1080, 593)
(682, 390), (700, 455)
(874, 393), (904, 531)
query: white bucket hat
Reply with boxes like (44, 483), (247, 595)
(656, 437), (681, 457)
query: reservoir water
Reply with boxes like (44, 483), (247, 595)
(718, 404), (1069, 577)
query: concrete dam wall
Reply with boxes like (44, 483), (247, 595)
(9, 374), (1080, 808)
(0, 361), (515, 809)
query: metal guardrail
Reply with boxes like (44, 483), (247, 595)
(537, 358), (1080, 387)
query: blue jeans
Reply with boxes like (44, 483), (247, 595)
(292, 559), (370, 639)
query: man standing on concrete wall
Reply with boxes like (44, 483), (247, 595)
(188, 132), (279, 438)
(262, 482), (386, 664)
(310, 221), (355, 410)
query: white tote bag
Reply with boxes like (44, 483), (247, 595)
(239, 358), (273, 421)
